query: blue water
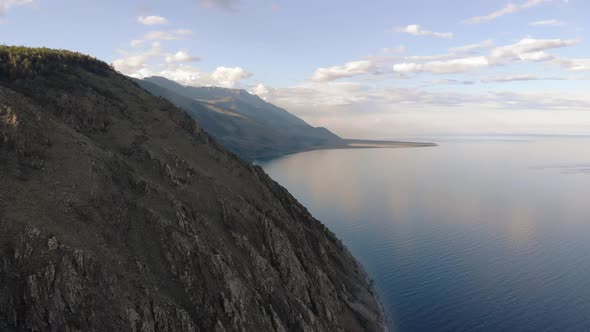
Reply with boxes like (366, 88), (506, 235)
(258, 138), (590, 331)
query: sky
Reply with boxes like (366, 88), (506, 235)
(1, 0), (590, 139)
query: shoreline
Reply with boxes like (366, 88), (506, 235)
(254, 139), (435, 330)
(251, 139), (436, 163)
(344, 138), (437, 149)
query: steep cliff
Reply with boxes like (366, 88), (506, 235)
(0, 46), (385, 331)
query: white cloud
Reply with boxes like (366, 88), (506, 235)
(156, 65), (207, 85)
(400, 40), (494, 65)
(490, 38), (577, 64)
(393, 62), (424, 74)
(405, 53), (458, 62)
(520, 51), (553, 61)
(137, 15), (167, 25)
(113, 43), (163, 74)
(160, 66), (251, 87)
(250, 84), (270, 98)
(423, 57), (489, 74)
(481, 74), (555, 83)
(199, 63), (590, 138)
(211, 67), (252, 87)
(529, 19), (563, 26)
(450, 40), (495, 54)
(394, 38), (577, 76)
(165, 51), (200, 63)
(464, 0), (549, 24)
(427, 79), (475, 86)
(394, 56), (489, 74)
(248, 80), (590, 138)
(144, 29), (193, 41)
(127, 63), (253, 88)
(311, 60), (374, 82)
(114, 39), (253, 88)
(395, 24), (454, 39)
(113, 54), (154, 74)
(0, 0), (32, 12)
(253, 82), (370, 109)
(556, 58), (590, 71)
(392, 37), (578, 77)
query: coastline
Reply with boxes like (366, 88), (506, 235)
(344, 139), (437, 149)
(255, 140), (437, 331)
(251, 139), (437, 163)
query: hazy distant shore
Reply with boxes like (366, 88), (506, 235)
(252, 139), (436, 162)
(344, 139), (437, 149)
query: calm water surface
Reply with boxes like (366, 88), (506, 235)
(259, 138), (590, 332)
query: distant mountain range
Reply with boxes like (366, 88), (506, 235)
(136, 76), (345, 160)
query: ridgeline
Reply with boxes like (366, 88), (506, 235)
(0, 46), (385, 331)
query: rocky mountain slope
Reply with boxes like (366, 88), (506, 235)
(137, 76), (344, 161)
(0, 46), (385, 331)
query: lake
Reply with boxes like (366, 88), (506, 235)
(258, 137), (590, 331)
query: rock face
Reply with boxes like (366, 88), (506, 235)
(0, 47), (385, 331)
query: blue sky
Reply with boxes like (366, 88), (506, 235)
(1, 0), (590, 138)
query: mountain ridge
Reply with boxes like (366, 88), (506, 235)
(136, 76), (345, 161)
(0, 46), (385, 331)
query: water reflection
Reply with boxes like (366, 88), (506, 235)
(260, 139), (590, 331)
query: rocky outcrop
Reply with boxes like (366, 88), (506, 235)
(0, 47), (385, 331)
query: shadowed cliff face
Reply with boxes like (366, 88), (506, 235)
(0, 47), (385, 332)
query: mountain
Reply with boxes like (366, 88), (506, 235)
(0, 46), (385, 331)
(136, 76), (345, 160)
